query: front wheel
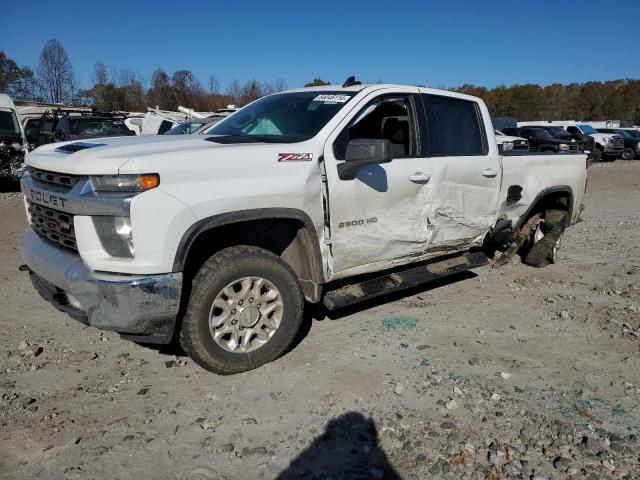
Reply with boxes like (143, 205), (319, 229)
(621, 148), (635, 161)
(179, 245), (304, 374)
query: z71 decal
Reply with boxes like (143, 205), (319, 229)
(278, 153), (313, 162)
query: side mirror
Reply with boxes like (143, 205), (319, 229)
(337, 139), (393, 180)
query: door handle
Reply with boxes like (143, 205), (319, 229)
(482, 168), (498, 178)
(409, 172), (431, 184)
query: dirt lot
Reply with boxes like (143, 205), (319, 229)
(1, 162), (639, 480)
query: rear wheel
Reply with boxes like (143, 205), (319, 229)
(522, 209), (568, 268)
(179, 245), (304, 374)
(621, 148), (635, 160)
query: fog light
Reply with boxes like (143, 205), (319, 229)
(93, 216), (134, 258)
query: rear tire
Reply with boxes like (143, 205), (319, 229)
(523, 209), (568, 268)
(179, 245), (304, 374)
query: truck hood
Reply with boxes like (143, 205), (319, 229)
(25, 135), (217, 175)
(495, 134), (526, 142)
(589, 132), (619, 142)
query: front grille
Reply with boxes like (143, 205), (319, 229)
(27, 200), (77, 251)
(27, 167), (86, 191)
(611, 137), (624, 148)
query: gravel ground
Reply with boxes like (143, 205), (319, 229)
(1, 163), (639, 480)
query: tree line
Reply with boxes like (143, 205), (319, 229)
(1, 39), (639, 122)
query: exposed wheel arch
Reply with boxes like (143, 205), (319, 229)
(514, 186), (574, 231)
(173, 208), (324, 303)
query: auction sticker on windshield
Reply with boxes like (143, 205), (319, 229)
(278, 153), (313, 162)
(312, 94), (351, 103)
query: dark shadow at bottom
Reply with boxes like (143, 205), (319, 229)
(276, 412), (401, 480)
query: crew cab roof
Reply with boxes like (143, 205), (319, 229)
(275, 84), (483, 103)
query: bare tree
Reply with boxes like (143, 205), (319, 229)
(225, 79), (242, 106)
(93, 61), (108, 85)
(208, 75), (220, 94)
(37, 39), (74, 103)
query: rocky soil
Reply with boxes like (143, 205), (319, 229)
(1, 162), (639, 480)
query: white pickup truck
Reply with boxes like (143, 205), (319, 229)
(20, 81), (588, 374)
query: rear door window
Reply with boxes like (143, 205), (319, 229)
(422, 94), (487, 156)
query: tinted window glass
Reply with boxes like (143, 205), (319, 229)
(334, 96), (414, 160)
(567, 126), (580, 135)
(423, 95), (485, 156)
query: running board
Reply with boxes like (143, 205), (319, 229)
(323, 251), (489, 310)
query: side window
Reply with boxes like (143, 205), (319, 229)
(567, 126), (579, 135)
(334, 96), (416, 160)
(422, 94), (487, 156)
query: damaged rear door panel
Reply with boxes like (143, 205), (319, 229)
(420, 93), (502, 250)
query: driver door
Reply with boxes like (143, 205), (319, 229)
(323, 88), (437, 276)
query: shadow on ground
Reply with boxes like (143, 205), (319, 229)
(276, 411), (401, 480)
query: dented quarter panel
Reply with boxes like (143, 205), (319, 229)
(499, 152), (587, 227)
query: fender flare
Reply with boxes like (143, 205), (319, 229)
(172, 208), (324, 282)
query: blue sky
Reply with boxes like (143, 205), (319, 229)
(2, 0), (639, 91)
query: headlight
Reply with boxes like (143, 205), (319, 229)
(559, 144), (569, 151)
(502, 142), (514, 151)
(636, 141), (640, 150)
(90, 174), (159, 192)
(93, 216), (134, 258)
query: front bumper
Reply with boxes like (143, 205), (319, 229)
(20, 229), (182, 343)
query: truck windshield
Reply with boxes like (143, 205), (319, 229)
(69, 118), (133, 137)
(0, 110), (21, 138)
(626, 130), (640, 138)
(207, 91), (356, 143)
(578, 124), (597, 134)
(546, 126), (571, 138)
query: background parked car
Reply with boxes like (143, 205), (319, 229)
(502, 127), (580, 153)
(596, 128), (640, 160)
(26, 109), (135, 147)
(524, 124), (600, 161)
(0, 93), (27, 180)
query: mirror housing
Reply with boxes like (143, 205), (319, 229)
(337, 139), (393, 180)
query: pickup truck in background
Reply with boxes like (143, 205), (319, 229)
(596, 127), (640, 160)
(519, 121), (624, 161)
(494, 129), (529, 152)
(502, 127), (581, 153)
(19, 81), (588, 374)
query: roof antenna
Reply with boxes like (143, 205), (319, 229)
(342, 76), (361, 88)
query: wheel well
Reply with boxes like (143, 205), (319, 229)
(181, 219), (322, 302)
(522, 189), (572, 228)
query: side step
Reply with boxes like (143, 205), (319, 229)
(323, 251), (489, 310)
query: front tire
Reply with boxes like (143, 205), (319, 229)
(180, 245), (304, 374)
(622, 148), (635, 160)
